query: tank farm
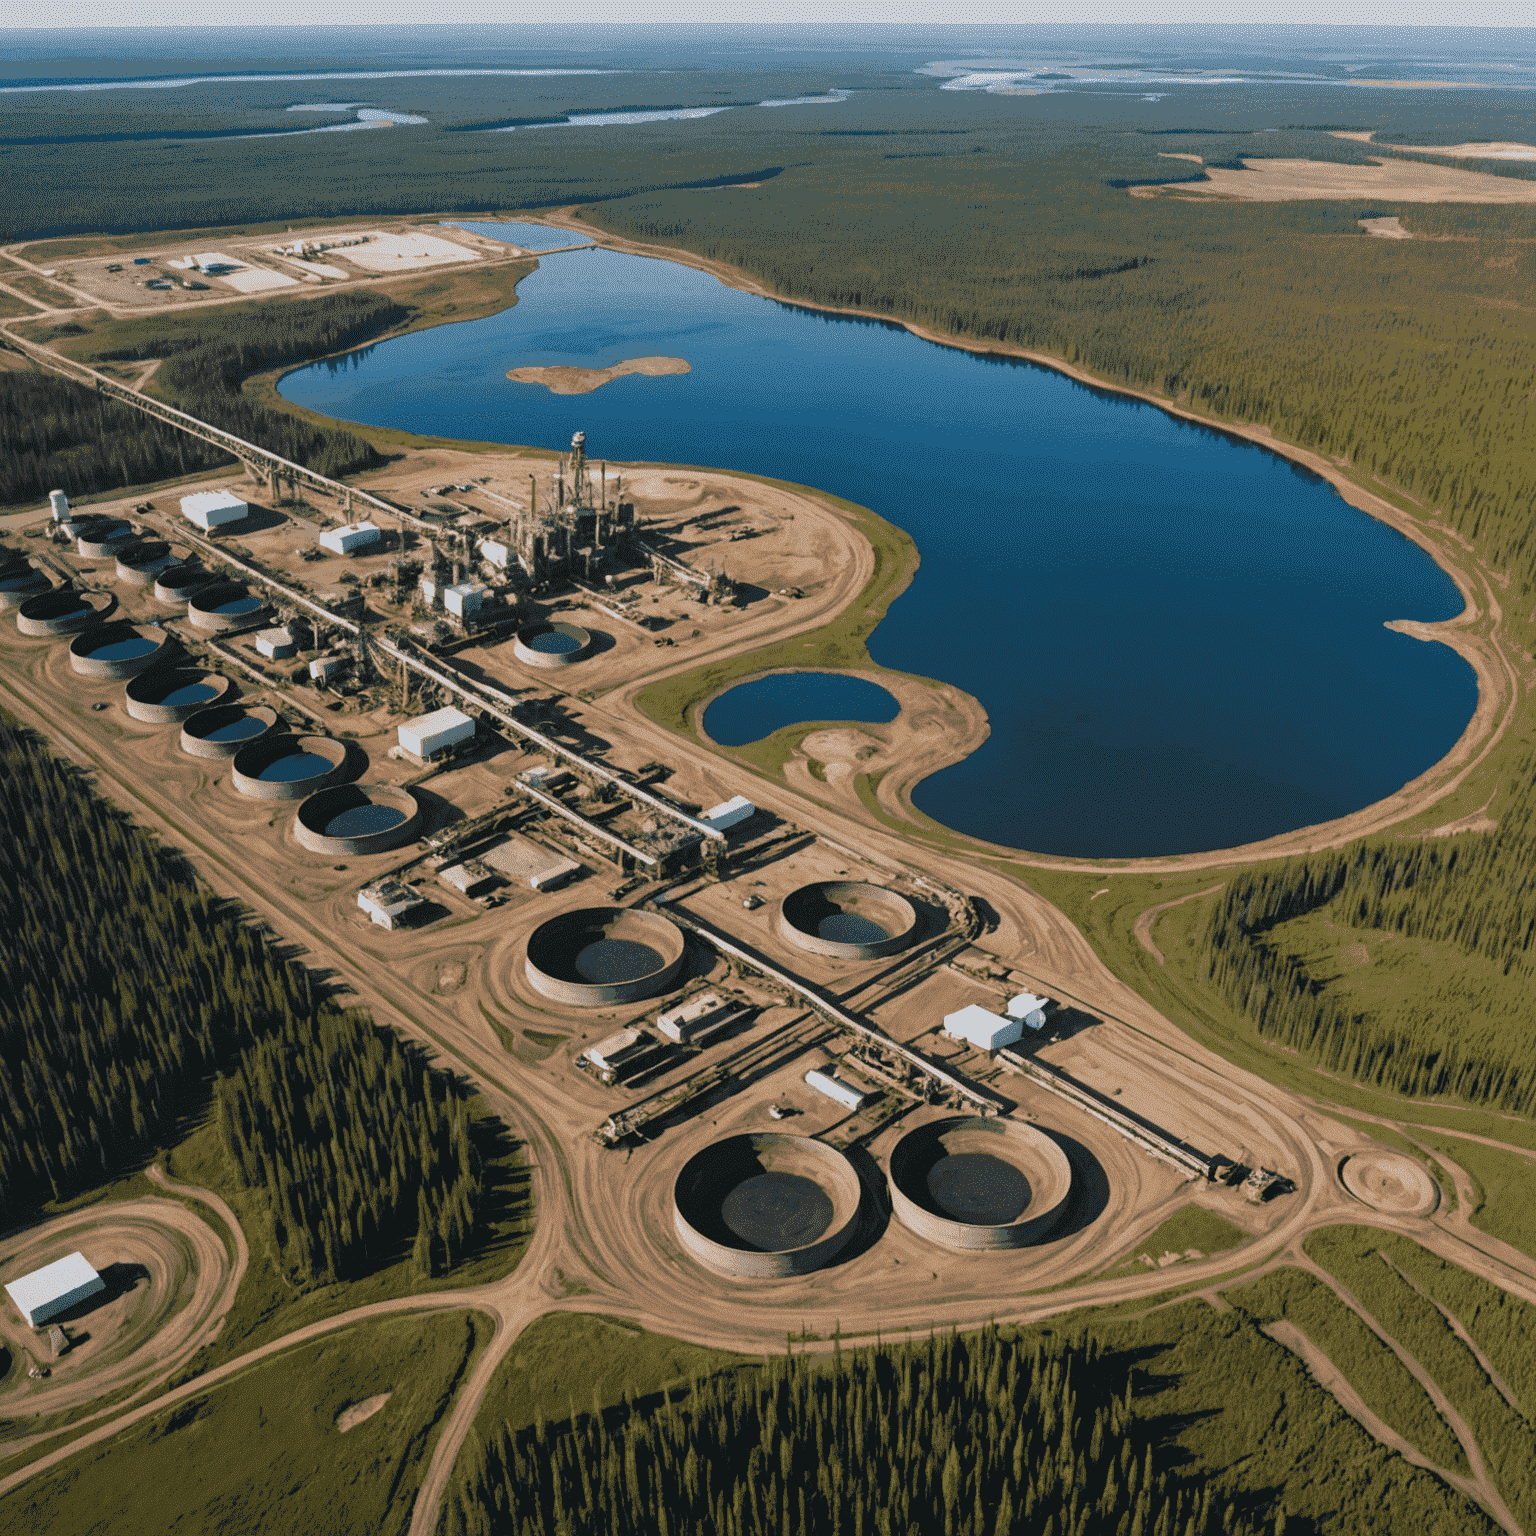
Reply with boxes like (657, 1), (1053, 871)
(0, 429), (1298, 1425)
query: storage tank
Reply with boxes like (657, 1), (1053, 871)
(0, 560), (49, 610)
(124, 666), (232, 723)
(16, 590), (102, 637)
(294, 783), (422, 855)
(68, 621), (173, 679)
(154, 565), (214, 608)
(188, 583), (267, 633)
(524, 906), (686, 1006)
(116, 540), (174, 585)
(230, 734), (348, 800)
(180, 703), (280, 759)
(513, 620), (592, 669)
(49, 489), (69, 521)
(777, 881), (921, 960)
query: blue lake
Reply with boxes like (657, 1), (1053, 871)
(705, 673), (901, 747)
(281, 233), (1477, 857)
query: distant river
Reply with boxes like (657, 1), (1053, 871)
(280, 224), (1475, 857)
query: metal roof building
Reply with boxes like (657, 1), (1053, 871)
(699, 795), (755, 834)
(5, 1252), (105, 1328)
(805, 1068), (868, 1113)
(943, 1003), (1023, 1053)
(180, 491), (248, 531)
(398, 706), (475, 762)
(319, 520), (382, 556)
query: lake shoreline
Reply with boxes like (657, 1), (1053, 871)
(524, 207), (1515, 871)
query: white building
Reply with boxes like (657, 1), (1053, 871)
(805, 1068), (867, 1113)
(319, 521), (382, 556)
(444, 581), (486, 619)
(699, 795), (755, 834)
(309, 655), (346, 683)
(586, 1028), (656, 1082)
(657, 992), (726, 1044)
(358, 880), (423, 930)
(1006, 992), (1052, 1032)
(398, 706), (475, 762)
(478, 538), (511, 569)
(943, 1003), (1023, 1053)
(255, 627), (296, 660)
(48, 489), (69, 521)
(4, 1252), (105, 1328)
(529, 855), (581, 892)
(180, 491), (248, 531)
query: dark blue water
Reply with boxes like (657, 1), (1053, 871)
(213, 594), (263, 616)
(258, 751), (331, 783)
(526, 628), (584, 654)
(705, 672), (901, 747)
(280, 238), (1477, 856)
(324, 804), (407, 836)
(449, 220), (593, 252)
(204, 714), (267, 743)
(153, 680), (219, 707)
(88, 635), (157, 661)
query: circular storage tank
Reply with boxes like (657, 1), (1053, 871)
(777, 881), (920, 960)
(154, 565), (213, 608)
(16, 589), (102, 637)
(0, 561), (49, 610)
(188, 582), (267, 633)
(887, 1117), (1072, 1252)
(231, 733), (347, 801)
(181, 703), (280, 759)
(116, 540), (174, 585)
(513, 620), (593, 669)
(673, 1133), (864, 1278)
(68, 621), (172, 679)
(524, 905), (685, 1006)
(77, 520), (135, 558)
(294, 783), (422, 855)
(124, 667), (233, 723)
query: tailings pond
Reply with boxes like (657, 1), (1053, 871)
(281, 225), (1476, 856)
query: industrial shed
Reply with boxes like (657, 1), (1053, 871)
(180, 491), (248, 531)
(398, 706), (475, 763)
(318, 521), (382, 556)
(699, 795), (756, 834)
(4, 1252), (105, 1328)
(943, 1004), (1023, 1053)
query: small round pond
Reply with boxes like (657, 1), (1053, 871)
(704, 672), (899, 746)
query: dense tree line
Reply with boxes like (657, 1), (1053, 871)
(443, 1327), (1282, 1536)
(0, 719), (484, 1284)
(216, 1008), (479, 1284)
(81, 290), (407, 478)
(0, 367), (233, 506)
(1198, 744), (1536, 1112)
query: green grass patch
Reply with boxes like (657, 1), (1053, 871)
(1224, 1266), (1467, 1473)
(1415, 1133), (1536, 1260)
(1130, 1204), (1250, 1261)
(1, 272), (79, 308)
(462, 1312), (749, 1442)
(9, 1311), (486, 1536)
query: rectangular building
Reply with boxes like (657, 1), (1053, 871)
(585, 1028), (660, 1083)
(180, 491), (248, 531)
(358, 880), (423, 930)
(943, 1003), (1023, 1053)
(444, 582), (487, 619)
(438, 861), (496, 897)
(699, 795), (756, 834)
(805, 1068), (868, 1113)
(398, 706), (475, 762)
(255, 627), (296, 660)
(657, 992), (727, 1044)
(5, 1252), (105, 1328)
(319, 521), (382, 556)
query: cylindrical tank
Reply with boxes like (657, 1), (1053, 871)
(154, 565), (214, 608)
(294, 783), (422, 855)
(0, 561), (49, 610)
(49, 489), (69, 521)
(513, 620), (593, 669)
(180, 704), (280, 759)
(116, 540), (174, 585)
(16, 589), (100, 637)
(188, 582), (267, 633)
(524, 906), (686, 1006)
(68, 621), (173, 679)
(77, 520), (135, 559)
(124, 667), (233, 723)
(230, 734), (348, 801)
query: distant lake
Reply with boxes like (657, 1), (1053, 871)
(280, 233), (1476, 857)
(705, 673), (900, 747)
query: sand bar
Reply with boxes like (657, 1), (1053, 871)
(1148, 156), (1536, 204)
(506, 356), (691, 394)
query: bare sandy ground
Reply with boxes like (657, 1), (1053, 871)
(1334, 130), (1536, 161)
(1360, 216), (1412, 239)
(1146, 156), (1536, 204)
(336, 1392), (392, 1432)
(505, 356), (691, 394)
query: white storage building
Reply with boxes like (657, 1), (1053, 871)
(358, 879), (423, 930)
(699, 795), (755, 834)
(180, 491), (248, 531)
(309, 655), (346, 683)
(444, 581), (486, 618)
(805, 1068), (867, 1113)
(255, 627), (296, 660)
(398, 706), (475, 762)
(657, 992), (725, 1043)
(5, 1252), (105, 1328)
(943, 1003), (1023, 1053)
(319, 521), (382, 556)
(529, 855), (582, 892)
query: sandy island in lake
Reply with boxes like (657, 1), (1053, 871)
(505, 356), (691, 394)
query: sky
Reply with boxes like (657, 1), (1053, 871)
(16, 7), (1536, 31)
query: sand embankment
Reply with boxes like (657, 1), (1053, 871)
(506, 356), (690, 394)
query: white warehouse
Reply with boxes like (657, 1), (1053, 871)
(319, 521), (382, 556)
(398, 706), (475, 762)
(943, 1003), (1023, 1053)
(699, 795), (755, 835)
(805, 1067), (868, 1113)
(180, 491), (248, 531)
(4, 1252), (105, 1328)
